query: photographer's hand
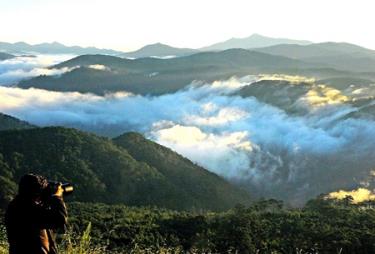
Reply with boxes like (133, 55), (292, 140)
(52, 183), (64, 198)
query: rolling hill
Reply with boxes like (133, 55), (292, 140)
(0, 52), (15, 61)
(235, 79), (313, 114)
(235, 77), (375, 117)
(121, 43), (199, 58)
(18, 49), (314, 95)
(0, 126), (250, 210)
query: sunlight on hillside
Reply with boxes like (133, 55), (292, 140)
(300, 85), (349, 107)
(327, 188), (375, 204)
(258, 74), (315, 84)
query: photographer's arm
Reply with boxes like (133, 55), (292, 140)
(37, 184), (68, 230)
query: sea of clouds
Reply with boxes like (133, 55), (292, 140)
(1, 55), (375, 204)
(1, 72), (375, 204)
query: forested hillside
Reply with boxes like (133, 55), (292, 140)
(0, 113), (35, 131)
(114, 132), (250, 211)
(0, 127), (250, 210)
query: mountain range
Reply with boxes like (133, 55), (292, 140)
(0, 41), (123, 55)
(254, 42), (375, 72)
(19, 41), (375, 95)
(3, 34), (375, 66)
(119, 34), (312, 58)
(1, 34), (311, 58)
(18, 49), (316, 95)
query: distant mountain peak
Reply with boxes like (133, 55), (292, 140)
(50, 41), (65, 46)
(121, 42), (199, 58)
(200, 33), (311, 51)
(249, 33), (267, 38)
(35, 41), (66, 47)
(150, 42), (167, 46)
(226, 33), (268, 41)
(140, 43), (175, 49)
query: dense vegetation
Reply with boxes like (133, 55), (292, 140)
(1, 197), (374, 253)
(0, 127), (250, 211)
(0, 113), (35, 131)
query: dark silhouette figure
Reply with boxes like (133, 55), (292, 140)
(5, 174), (68, 254)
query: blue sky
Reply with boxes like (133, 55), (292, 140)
(1, 0), (374, 51)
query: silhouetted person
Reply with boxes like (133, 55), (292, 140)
(5, 174), (68, 254)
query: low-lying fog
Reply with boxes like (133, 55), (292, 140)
(1, 55), (375, 205)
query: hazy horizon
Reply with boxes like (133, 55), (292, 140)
(1, 0), (375, 51)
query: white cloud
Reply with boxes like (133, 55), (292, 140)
(88, 64), (110, 71)
(0, 54), (75, 85)
(184, 106), (248, 126)
(1, 75), (375, 202)
(150, 124), (254, 179)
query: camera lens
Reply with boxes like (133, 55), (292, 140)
(61, 183), (74, 195)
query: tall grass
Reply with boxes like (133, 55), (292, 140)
(0, 223), (109, 254)
(0, 224), (8, 254)
(59, 222), (110, 254)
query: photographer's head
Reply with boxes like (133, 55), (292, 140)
(18, 173), (48, 199)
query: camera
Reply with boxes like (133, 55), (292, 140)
(47, 181), (74, 196)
